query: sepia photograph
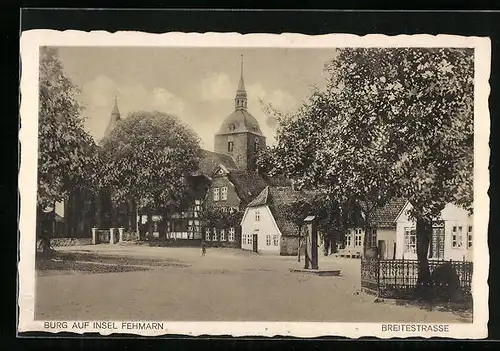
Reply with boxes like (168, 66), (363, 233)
(18, 31), (490, 338)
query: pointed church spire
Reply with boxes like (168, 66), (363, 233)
(104, 94), (121, 137)
(235, 55), (247, 111)
(111, 94), (120, 117)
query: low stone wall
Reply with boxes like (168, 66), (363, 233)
(50, 238), (93, 247)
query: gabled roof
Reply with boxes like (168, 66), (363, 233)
(197, 150), (238, 176)
(227, 170), (268, 205)
(244, 185), (314, 237)
(369, 197), (408, 228)
(247, 186), (269, 207)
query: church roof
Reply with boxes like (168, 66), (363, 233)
(216, 109), (263, 136)
(216, 55), (264, 137)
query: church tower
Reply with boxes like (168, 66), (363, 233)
(104, 95), (121, 137)
(214, 56), (266, 171)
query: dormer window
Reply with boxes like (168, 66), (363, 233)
(252, 126), (258, 132)
(228, 123), (236, 131)
(228, 141), (234, 152)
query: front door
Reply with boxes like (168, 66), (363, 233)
(253, 234), (258, 253)
(378, 240), (386, 259)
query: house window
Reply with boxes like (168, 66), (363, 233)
(229, 227), (235, 242)
(242, 234), (246, 245)
(255, 210), (260, 222)
(355, 231), (362, 247)
(452, 226), (463, 248)
(212, 228), (217, 241)
(220, 229), (226, 241)
(468, 226), (473, 249)
(248, 235), (253, 245)
(404, 228), (417, 254)
(371, 228), (377, 248)
(228, 141), (234, 152)
(346, 234), (351, 247)
(213, 188), (220, 201)
(205, 228), (210, 241)
(254, 138), (260, 151)
(266, 235), (271, 246)
(221, 187), (228, 200)
(273, 235), (279, 246)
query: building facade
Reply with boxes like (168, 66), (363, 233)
(395, 202), (474, 262)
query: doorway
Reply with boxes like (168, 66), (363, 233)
(253, 234), (258, 253)
(378, 240), (386, 259)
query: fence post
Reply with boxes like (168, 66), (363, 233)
(91, 227), (97, 245)
(110, 228), (115, 244)
(118, 227), (124, 242)
(377, 257), (381, 296)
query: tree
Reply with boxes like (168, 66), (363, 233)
(37, 47), (97, 248)
(98, 110), (203, 225)
(277, 198), (313, 261)
(267, 48), (473, 289)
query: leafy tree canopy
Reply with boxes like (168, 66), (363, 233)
(37, 47), (97, 209)
(98, 110), (203, 212)
(267, 48), (473, 222)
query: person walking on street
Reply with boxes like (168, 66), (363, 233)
(201, 241), (207, 256)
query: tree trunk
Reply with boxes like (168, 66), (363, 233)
(362, 214), (370, 258)
(416, 217), (432, 291)
(297, 226), (302, 262)
(331, 235), (337, 254)
(147, 211), (153, 240)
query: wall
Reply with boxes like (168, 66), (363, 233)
(241, 205), (280, 254)
(339, 227), (365, 258)
(396, 202), (474, 262)
(214, 132), (249, 170)
(203, 226), (241, 248)
(214, 132), (266, 171)
(377, 228), (397, 259)
(204, 174), (241, 210)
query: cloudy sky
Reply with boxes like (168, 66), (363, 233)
(56, 46), (337, 150)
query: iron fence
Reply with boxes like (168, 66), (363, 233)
(361, 258), (473, 300)
(96, 229), (110, 244)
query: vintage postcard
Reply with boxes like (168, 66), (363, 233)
(19, 30), (490, 338)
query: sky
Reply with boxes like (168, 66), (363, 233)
(56, 46), (338, 150)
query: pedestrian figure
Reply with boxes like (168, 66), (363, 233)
(201, 241), (207, 256)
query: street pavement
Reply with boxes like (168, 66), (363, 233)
(35, 244), (473, 323)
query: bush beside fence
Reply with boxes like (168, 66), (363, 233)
(361, 258), (473, 302)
